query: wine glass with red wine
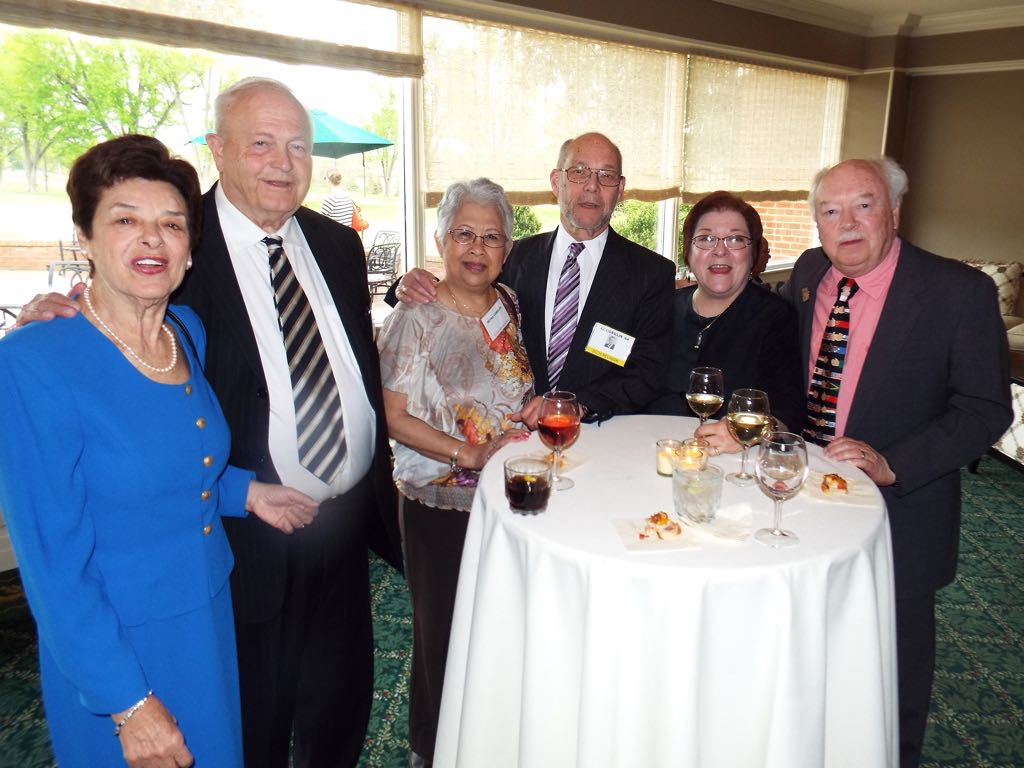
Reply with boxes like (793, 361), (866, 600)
(537, 390), (581, 491)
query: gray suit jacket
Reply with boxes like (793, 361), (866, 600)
(782, 239), (1011, 596)
(503, 227), (675, 417)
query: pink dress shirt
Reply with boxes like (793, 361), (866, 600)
(807, 237), (901, 436)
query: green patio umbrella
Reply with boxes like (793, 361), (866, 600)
(305, 109), (392, 159)
(189, 108), (392, 159)
(189, 108), (392, 194)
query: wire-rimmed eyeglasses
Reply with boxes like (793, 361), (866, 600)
(447, 228), (509, 249)
(691, 234), (753, 250)
(559, 165), (622, 187)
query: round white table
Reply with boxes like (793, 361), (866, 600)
(435, 415), (897, 768)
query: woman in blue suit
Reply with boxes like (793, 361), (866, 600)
(0, 135), (318, 767)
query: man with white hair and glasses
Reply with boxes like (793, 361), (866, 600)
(781, 156), (1010, 767)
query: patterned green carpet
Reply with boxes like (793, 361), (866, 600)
(1, 457), (1022, 767)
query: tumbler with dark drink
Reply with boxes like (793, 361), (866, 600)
(504, 457), (553, 514)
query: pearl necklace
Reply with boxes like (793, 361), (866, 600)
(83, 286), (178, 374)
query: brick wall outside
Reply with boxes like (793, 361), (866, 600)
(749, 199), (816, 262)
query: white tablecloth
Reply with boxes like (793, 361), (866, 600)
(435, 415), (897, 768)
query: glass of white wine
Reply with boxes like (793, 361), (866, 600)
(754, 432), (809, 548)
(725, 388), (770, 486)
(686, 367), (724, 430)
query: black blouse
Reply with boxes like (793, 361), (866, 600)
(645, 281), (805, 432)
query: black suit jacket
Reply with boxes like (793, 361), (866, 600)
(782, 240), (1011, 597)
(174, 188), (401, 621)
(503, 227), (675, 416)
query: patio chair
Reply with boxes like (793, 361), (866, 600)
(49, 236), (90, 286)
(1, 305), (19, 337)
(366, 242), (401, 297)
(372, 230), (402, 248)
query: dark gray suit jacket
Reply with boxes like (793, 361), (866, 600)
(782, 239), (1011, 596)
(503, 227), (675, 417)
(174, 188), (401, 620)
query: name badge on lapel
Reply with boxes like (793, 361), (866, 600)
(585, 322), (634, 367)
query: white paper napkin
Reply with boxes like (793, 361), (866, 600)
(688, 501), (754, 541)
(612, 517), (700, 552)
(801, 470), (878, 507)
(529, 449), (588, 474)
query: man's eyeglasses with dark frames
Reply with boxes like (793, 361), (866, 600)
(559, 165), (622, 187)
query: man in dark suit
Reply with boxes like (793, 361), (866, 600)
(17, 77), (401, 768)
(781, 157), (1011, 768)
(395, 132), (674, 422)
(181, 77), (400, 768)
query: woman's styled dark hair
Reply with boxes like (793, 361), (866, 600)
(681, 191), (765, 277)
(67, 134), (203, 250)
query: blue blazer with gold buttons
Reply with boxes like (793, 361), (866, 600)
(0, 305), (253, 713)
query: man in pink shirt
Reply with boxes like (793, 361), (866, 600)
(783, 157), (1011, 768)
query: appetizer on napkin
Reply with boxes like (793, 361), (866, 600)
(803, 470), (877, 506)
(613, 512), (698, 552)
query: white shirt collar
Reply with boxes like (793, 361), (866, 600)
(553, 224), (611, 261)
(214, 183), (298, 246)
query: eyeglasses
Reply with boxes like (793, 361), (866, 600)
(691, 234), (753, 251)
(447, 228), (509, 249)
(559, 165), (622, 187)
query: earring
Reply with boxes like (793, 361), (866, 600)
(186, 258), (193, 269)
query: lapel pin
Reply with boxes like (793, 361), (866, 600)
(801, 287), (810, 303)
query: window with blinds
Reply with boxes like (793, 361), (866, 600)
(419, 15), (845, 202)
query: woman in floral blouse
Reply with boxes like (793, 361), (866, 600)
(377, 178), (533, 767)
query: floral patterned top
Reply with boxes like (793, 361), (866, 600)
(377, 284), (534, 511)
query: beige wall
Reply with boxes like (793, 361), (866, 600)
(898, 70), (1024, 263)
(841, 73), (891, 159)
(504, 0), (865, 69)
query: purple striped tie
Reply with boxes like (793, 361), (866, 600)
(547, 241), (584, 389)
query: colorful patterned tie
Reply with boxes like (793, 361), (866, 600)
(804, 277), (859, 446)
(547, 241), (584, 389)
(264, 236), (347, 482)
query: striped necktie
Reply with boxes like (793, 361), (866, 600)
(804, 277), (859, 446)
(264, 236), (347, 483)
(547, 241), (584, 389)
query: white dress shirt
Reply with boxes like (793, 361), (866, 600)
(215, 186), (375, 500)
(543, 225), (610, 347)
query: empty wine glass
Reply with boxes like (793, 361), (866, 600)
(725, 388), (770, 486)
(537, 391), (581, 490)
(754, 432), (809, 548)
(686, 367), (724, 430)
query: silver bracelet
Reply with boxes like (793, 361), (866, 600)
(113, 691), (153, 736)
(449, 442), (465, 471)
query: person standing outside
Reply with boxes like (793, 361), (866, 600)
(321, 170), (355, 228)
(782, 157), (1010, 767)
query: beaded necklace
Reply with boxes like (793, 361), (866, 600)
(83, 286), (178, 374)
